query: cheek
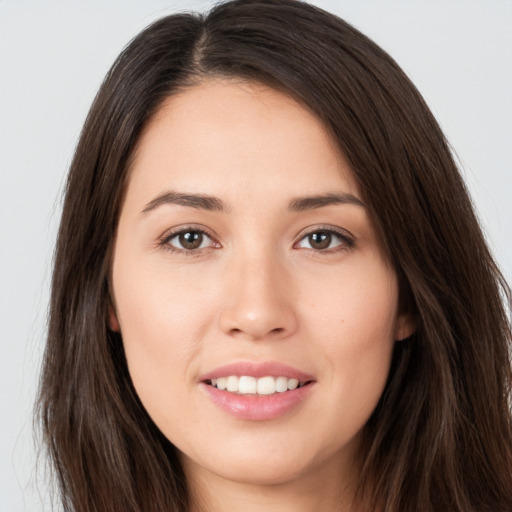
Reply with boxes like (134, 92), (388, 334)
(111, 254), (216, 415)
(301, 254), (398, 346)
(300, 257), (398, 415)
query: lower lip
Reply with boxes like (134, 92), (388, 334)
(200, 382), (314, 421)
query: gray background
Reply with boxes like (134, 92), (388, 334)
(1, 1), (511, 510)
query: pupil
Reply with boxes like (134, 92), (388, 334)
(179, 231), (202, 250)
(309, 232), (331, 250)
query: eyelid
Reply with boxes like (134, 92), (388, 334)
(159, 224), (221, 254)
(157, 223), (354, 256)
(293, 225), (355, 252)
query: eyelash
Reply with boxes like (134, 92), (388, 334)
(294, 226), (355, 254)
(159, 226), (218, 257)
(159, 226), (355, 256)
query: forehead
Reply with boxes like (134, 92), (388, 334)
(127, 79), (361, 205)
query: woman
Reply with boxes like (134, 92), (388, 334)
(37, 1), (512, 511)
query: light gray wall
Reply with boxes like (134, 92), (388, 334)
(1, 1), (510, 510)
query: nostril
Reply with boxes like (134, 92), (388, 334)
(227, 326), (287, 340)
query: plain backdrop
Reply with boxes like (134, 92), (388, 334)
(1, 1), (511, 511)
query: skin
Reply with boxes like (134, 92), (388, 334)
(110, 79), (414, 512)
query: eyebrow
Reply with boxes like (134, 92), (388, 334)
(288, 192), (365, 211)
(141, 190), (364, 216)
(141, 191), (226, 215)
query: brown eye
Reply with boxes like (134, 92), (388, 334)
(308, 232), (332, 250)
(296, 228), (353, 252)
(179, 231), (203, 249)
(166, 230), (213, 251)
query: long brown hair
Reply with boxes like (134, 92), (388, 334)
(37, 1), (512, 511)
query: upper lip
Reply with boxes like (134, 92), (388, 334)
(198, 361), (316, 383)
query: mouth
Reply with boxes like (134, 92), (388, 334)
(206, 375), (313, 395)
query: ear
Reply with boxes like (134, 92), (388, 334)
(394, 312), (416, 341)
(108, 304), (121, 332)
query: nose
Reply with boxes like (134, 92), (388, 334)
(218, 252), (298, 341)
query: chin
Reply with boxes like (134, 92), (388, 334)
(178, 429), (357, 488)
(189, 451), (313, 487)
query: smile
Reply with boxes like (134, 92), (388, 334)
(200, 362), (316, 420)
(208, 375), (309, 395)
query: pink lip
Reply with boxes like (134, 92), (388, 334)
(198, 361), (316, 421)
(198, 361), (315, 382)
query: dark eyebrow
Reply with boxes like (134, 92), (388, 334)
(141, 191), (226, 215)
(288, 192), (364, 211)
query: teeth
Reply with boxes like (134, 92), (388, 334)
(257, 376), (275, 395)
(209, 375), (306, 395)
(239, 376), (257, 394)
(226, 375), (238, 392)
(275, 376), (288, 392)
(287, 378), (299, 390)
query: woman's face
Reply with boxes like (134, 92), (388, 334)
(110, 80), (412, 489)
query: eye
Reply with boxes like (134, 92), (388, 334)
(295, 228), (354, 252)
(162, 228), (217, 252)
